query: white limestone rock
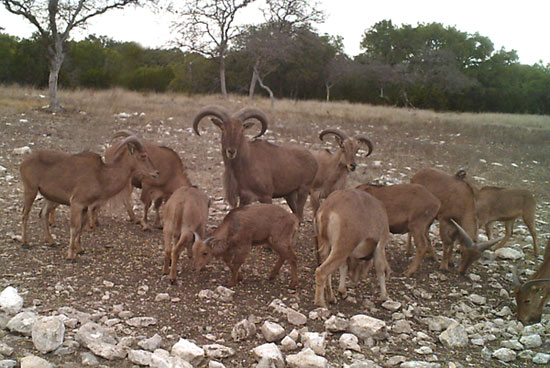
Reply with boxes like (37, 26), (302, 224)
(492, 347), (516, 362)
(7, 311), (37, 336)
(32, 316), (65, 353)
(339, 333), (361, 352)
(203, 344), (235, 359)
(286, 348), (328, 368)
(0, 287), (24, 314)
(324, 315), (348, 332)
(252, 343), (284, 368)
(171, 338), (205, 366)
(261, 321), (285, 342)
(301, 332), (327, 356)
(348, 314), (388, 341)
(439, 322), (468, 348)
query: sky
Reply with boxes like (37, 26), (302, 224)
(1, 0), (548, 65)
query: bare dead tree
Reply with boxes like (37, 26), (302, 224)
(2, 0), (146, 112)
(170, 0), (255, 99)
(243, 0), (325, 105)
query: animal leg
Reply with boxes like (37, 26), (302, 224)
(162, 229), (173, 276)
(523, 212), (538, 256)
(226, 244), (250, 287)
(314, 252), (344, 307)
(169, 232), (192, 283)
(284, 191), (298, 215)
(21, 187), (38, 246)
(374, 245), (388, 301)
(309, 191), (321, 216)
(493, 219), (514, 251)
(404, 228), (429, 276)
(40, 200), (58, 245)
(484, 221), (494, 240)
(67, 204), (86, 260)
(337, 262), (348, 298)
(140, 191), (152, 231)
(294, 187), (311, 221)
(152, 197), (163, 229)
(406, 233), (413, 255)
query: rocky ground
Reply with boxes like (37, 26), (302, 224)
(1, 88), (550, 368)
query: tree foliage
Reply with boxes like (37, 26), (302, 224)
(1, 16), (549, 115)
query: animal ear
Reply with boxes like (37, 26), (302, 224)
(243, 121), (256, 130)
(210, 118), (223, 129)
(128, 145), (135, 155)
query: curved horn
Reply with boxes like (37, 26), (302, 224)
(193, 232), (201, 243)
(319, 129), (348, 146)
(520, 278), (550, 293)
(512, 265), (521, 287)
(111, 130), (136, 142)
(193, 106), (231, 136)
(477, 236), (504, 252)
(233, 107), (268, 138)
(115, 135), (145, 154)
(355, 136), (374, 157)
(450, 218), (475, 249)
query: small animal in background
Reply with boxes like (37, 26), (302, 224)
(192, 203), (299, 289)
(475, 186), (538, 255)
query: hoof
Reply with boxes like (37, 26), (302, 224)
(21, 244), (31, 250)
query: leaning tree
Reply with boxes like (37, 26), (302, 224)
(2, 0), (151, 112)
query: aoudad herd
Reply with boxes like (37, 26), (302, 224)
(18, 105), (550, 327)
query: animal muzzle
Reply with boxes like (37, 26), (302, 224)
(225, 148), (237, 159)
(151, 170), (160, 179)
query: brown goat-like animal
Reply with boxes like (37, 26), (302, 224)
(314, 189), (391, 307)
(356, 183), (441, 276)
(162, 186), (210, 283)
(193, 106), (318, 220)
(476, 186), (538, 256)
(411, 168), (500, 274)
(106, 131), (192, 231)
(310, 129), (373, 214)
(512, 238), (550, 325)
(20, 136), (159, 259)
(192, 203), (299, 289)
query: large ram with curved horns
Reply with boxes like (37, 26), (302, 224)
(193, 106), (318, 220)
(309, 129), (373, 215)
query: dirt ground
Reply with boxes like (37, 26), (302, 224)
(1, 88), (550, 367)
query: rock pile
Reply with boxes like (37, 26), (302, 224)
(1, 284), (550, 367)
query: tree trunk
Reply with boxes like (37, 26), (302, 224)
(249, 63), (259, 99)
(47, 37), (65, 112)
(325, 82), (332, 103)
(256, 70), (275, 108)
(219, 55), (227, 99)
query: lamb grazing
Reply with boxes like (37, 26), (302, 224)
(192, 203), (299, 289)
(314, 189), (391, 307)
(476, 186), (538, 255)
(162, 186), (210, 283)
(20, 135), (159, 259)
(356, 183), (441, 276)
(106, 131), (192, 231)
(512, 238), (550, 325)
(193, 106), (317, 220)
(309, 129), (373, 214)
(411, 168), (501, 273)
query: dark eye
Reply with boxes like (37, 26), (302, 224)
(524, 299), (531, 305)
(203, 252), (208, 256)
